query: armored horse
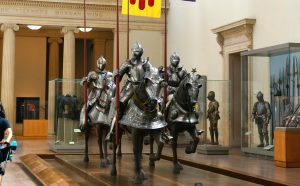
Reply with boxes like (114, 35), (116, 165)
(166, 72), (202, 174)
(109, 66), (167, 184)
(79, 65), (116, 167)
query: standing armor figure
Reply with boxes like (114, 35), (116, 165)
(167, 52), (187, 96)
(113, 42), (152, 114)
(252, 91), (271, 147)
(207, 91), (220, 145)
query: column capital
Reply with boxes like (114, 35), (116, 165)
(48, 37), (63, 44)
(61, 27), (79, 35)
(1, 23), (19, 32)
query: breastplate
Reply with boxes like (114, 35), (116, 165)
(169, 72), (180, 85)
(98, 90), (109, 108)
(256, 102), (267, 115)
(129, 61), (145, 83)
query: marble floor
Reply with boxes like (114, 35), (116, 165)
(1, 134), (299, 186)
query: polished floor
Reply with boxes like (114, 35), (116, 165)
(1, 134), (299, 186)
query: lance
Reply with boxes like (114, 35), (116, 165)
(115, 0), (120, 144)
(298, 57), (300, 103)
(278, 69), (282, 96)
(285, 57), (290, 97)
(293, 56), (296, 98)
(163, 0), (168, 120)
(83, 0), (88, 130)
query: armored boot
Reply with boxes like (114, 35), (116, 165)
(210, 129), (214, 145)
(264, 133), (269, 147)
(257, 134), (264, 147)
(214, 129), (219, 145)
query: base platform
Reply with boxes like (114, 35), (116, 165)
(198, 144), (229, 155)
(48, 141), (85, 153)
(20, 154), (263, 186)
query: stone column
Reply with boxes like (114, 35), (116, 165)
(48, 37), (62, 81)
(1, 23), (19, 128)
(61, 27), (79, 95)
(47, 38), (62, 137)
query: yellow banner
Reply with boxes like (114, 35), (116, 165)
(122, 0), (161, 18)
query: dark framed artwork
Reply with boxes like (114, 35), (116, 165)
(16, 97), (40, 123)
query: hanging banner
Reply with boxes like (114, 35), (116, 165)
(122, 0), (161, 18)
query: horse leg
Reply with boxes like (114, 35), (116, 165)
(171, 127), (181, 174)
(149, 133), (155, 168)
(117, 128), (122, 158)
(96, 125), (106, 167)
(110, 130), (117, 176)
(149, 130), (164, 161)
(103, 126), (111, 165)
(133, 129), (146, 184)
(84, 125), (90, 162)
(185, 127), (199, 154)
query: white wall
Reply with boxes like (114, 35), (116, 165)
(130, 30), (163, 68)
(168, 0), (300, 80)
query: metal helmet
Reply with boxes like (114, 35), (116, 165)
(131, 42), (143, 58)
(257, 91), (264, 101)
(96, 56), (106, 71)
(207, 91), (215, 101)
(170, 52), (180, 67)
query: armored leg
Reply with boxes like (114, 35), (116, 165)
(257, 123), (264, 147)
(214, 127), (219, 145)
(209, 127), (214, 145)
(263, 123), (269, 146)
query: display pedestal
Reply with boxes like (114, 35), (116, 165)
(197, 144), (229, 155)
(274, 127), (300, 168)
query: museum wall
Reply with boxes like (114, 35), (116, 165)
(15, 37), (47, 126)
(129, 30), (163, 68)
(168, 0), (300, 80)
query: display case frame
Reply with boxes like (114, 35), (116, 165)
(48, 78), (85, 153)
(241, 43), (300, 157)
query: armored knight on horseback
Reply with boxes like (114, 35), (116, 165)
(113, 42), (151, 115)
(166, 52), (188, 97)
(79, 56), (116, 166)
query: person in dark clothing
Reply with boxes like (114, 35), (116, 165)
(0, 117), (12, 176)
(0, 118), (12, 163)
(0, 102), (6, 119)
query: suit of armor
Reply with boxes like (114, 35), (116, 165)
(207, 91), (220, 145)
(167, 53), (187, 95)
(113, 43), (151, 113)
(252, 91), (271, 147)
(80, 56), (116, 125)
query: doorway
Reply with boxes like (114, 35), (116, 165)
(229, 52), (242, 147)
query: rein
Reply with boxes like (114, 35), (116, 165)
(173, 97), (189, 115)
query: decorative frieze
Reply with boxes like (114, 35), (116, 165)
(0, 0), (168, 31)
(212, 19), (256, 54)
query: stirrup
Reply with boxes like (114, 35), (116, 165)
(197, 130), (204, 136)
(161, 132), (173, 144)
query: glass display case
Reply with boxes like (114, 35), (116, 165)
(197, 79), (231, 155)
(241, 43), (300, 156)
(48, 79), (85, 152)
